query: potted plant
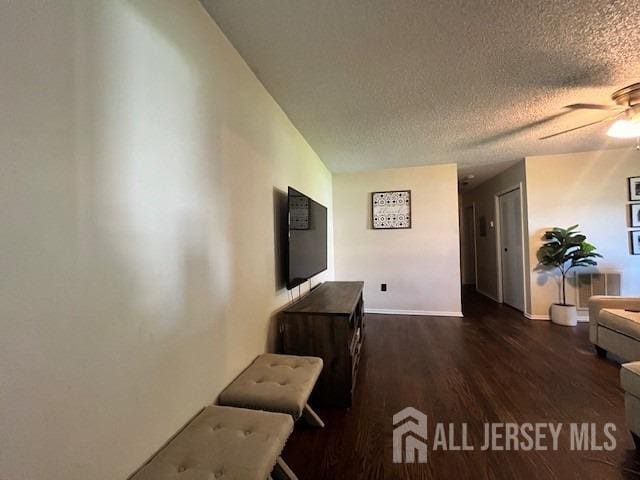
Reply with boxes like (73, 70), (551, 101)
(537, 225), (602, 326)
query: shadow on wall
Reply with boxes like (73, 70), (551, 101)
(266, 310), (283, 354)
(534, 228), (554, 288)
(129, 0), (284, 360)
(66, 2), (243, 476)
(267, 187), (289, 353)
(0, 1), (241, 478)
(533, 227), (561, 304)
(273, 187), (288, 291)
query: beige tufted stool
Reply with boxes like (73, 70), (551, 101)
(219, 353), (325, 427)
(621, 362), (640, 448)
(130, 405), (297, 480)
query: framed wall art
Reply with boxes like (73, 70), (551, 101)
(372, 190), (411, 229)
(631, 230), (640, 255)
(631, 204), (640, 228)
(629, 177), (640, 201)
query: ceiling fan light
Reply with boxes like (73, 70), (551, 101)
(606, 119), (640, 139)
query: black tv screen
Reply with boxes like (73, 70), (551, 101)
(286, 187), (328, 289)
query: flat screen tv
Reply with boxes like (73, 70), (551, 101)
(286, 187), (328, 289)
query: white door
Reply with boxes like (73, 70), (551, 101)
(499, 188), (524, 311)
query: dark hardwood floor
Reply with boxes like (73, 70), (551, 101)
(282, 289), (640, 479)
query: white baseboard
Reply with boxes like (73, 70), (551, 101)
(524, 312), (589, 323)
(365, 308), (464, 317)
(524, 313), (550, 321)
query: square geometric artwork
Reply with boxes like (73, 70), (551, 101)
(290, 195), (310, 230)
(372, 190), (411, 229)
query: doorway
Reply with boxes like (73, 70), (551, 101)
(460, 205), (477, 286)
(497, 187), (525, 311)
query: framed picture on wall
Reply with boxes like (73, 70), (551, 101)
(372, 190), (411, 229)
(629, 177), (640, 201)
(632, 231), (640, 255)
(631, 204), (640, 228)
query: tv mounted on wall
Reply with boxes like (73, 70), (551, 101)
(286, 187), (328, 289)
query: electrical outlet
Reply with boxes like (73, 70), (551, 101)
(381, 283), (387, 292)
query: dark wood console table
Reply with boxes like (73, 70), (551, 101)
(280, 281), (364, 407)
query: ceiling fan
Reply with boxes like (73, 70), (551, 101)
(540, 82), (640, 140)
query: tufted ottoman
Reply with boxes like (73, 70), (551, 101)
(219, 353), (325, 427)
(621, 362), (640, 448)
(130, 405), (296, 480)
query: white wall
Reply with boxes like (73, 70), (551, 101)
(333, 164), (462, 316)
(0, 2), (333, 479)
(526, 148), (640, 318)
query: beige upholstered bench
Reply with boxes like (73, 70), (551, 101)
(621, 362), (640, 448)
(130, 405), (297, 480)
(219, 353), (325, 427)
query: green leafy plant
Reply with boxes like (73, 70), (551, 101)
(537, 225), (602, 306)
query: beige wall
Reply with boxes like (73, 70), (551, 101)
(333, 164), (462, 316)
(526, 148), (640, 318)
(461, 161), (530, 311)
(0, 2), (333, 479)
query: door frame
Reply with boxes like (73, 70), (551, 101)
(494, 183), (527, 309)
(460, 203), (478, 287)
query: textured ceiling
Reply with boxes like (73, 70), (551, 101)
(201, 0), (640, 187)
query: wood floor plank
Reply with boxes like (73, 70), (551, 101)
(282, 289), (640, 479)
